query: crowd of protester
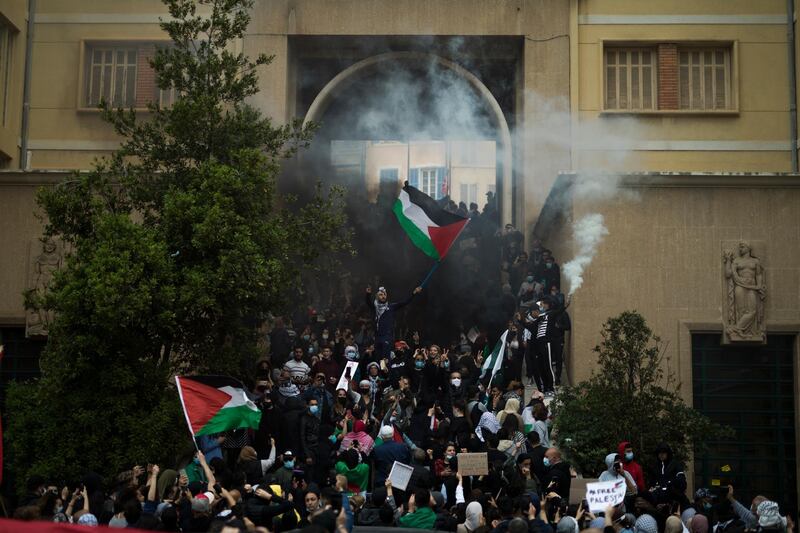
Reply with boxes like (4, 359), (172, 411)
(8, 194), (794, 532)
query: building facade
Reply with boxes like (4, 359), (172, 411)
(0, 0), (798, 505)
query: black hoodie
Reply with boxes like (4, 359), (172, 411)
(649, 443), (687, 500)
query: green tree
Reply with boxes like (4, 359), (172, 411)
(7, 0), (349, 489)
(552, 311), (733, 478)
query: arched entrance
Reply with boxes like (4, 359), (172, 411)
(302, 51), (513, 224)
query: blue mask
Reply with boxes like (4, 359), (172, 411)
(442, 360), (450, 369)
(538, 305), (545, 313)
(625, 452), (634, 461)
(703, 502), (713, 511)
(415, 360), (424, 369)
(543, 457), (551, 468)
(193, 457), (201, 465)
(284, 460), (295, 469)
(309, 405), (319, 415)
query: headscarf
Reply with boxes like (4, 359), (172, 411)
(77, 513), (99, 526)
(757, 500), (784, 529)
(635, 514), (659, 533)
(156, 469), (179, 501)
(463, 501), (482, 532)
(665, 515), (683, 533)
(557, 516), (579, 533)
(476, 411), (501, 442)
(238, 446), (258, 463)
(341, 419), (375, 455)
(681, 508), (697, 528)
(279, 382), (300, 397)
(690, 514), (709, 533)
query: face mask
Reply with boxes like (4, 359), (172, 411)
(303, 335), (310, 341)
(322, 334), (329, 340)
(703, 503), (712, 511)
(451, 378), (462, 387)
(445, 453), (455, 460)
(338, 397), (347, 404)
(284, 460), (295, 469)
(538, 305), (545, 312)
(308, 347), (315, 354)
(526, 276), (534, 283)
(543, 457), (551, 467)
(546, 262), (553, 268)
(309, 405), (319, 415)
(55, 505), (64, 514)
(415, 360), (424, 369)
(442, 360), (450, 369)
(625, 452), (634, 461)
(193, 457), (201, 465)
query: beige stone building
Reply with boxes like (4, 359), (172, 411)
(0, 0), (799, 504)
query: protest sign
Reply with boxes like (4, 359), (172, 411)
(585, 480), (626, 513)
(388, 461), (414, 491)
(458, 453), (488, 476)
(336, 361), (359, 391)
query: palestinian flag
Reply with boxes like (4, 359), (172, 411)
(393, 184), (469, 260)
(480, 330), (508, 386)
(175, 376), (261, 437)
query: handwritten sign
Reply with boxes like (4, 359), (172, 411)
(585, 480), (626, 513)
(336, 361), (359, 391)
(458, 453), (488, 476)
(388, 461), (414, 491)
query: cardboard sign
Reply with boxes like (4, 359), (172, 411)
(458, 452), (488, 476)
(336, 361), (359, 391)
(388, 461), (414, 491)
(585, 480), (626, 513)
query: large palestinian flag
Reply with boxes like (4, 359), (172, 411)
(175, 376), (261, 437)
(393, 184), (469, 261)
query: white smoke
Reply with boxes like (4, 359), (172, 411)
(562, 213), (609, 296)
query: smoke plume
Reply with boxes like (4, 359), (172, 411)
(562, 213), (609, 296)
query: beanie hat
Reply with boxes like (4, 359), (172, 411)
(635, 514), (659, 533)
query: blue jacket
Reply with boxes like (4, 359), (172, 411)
(371, 440), (412, 487)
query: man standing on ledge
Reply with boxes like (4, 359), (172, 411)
(366, 285), (422, 359)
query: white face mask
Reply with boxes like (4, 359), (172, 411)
(451, 378), (462, 387)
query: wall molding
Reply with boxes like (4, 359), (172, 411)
(573, 140), (791, 152)
(27, 140), (121, 151)
(578, 14), (786, 25)
(36, 13), (176, 24)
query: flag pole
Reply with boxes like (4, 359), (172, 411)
(174, 376), (200, 451)
(419, 261), (441, 288)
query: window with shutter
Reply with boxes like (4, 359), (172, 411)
(379, 168), (399, 183)
(604, 47), (657, 110)
(0, 24), (12, 126)
(460, 183), (478, 205)
(85, 45), (138, 107)
(678, 46), (731, 110)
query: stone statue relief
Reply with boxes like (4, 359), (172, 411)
(26, 237), (63, 338)
(722, 241), (766, 343)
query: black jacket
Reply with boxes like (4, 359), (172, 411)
(544, 461), (572, 501)
(366, 291), (416, 340)
(299, 411), (321, 460)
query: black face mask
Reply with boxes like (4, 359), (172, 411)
(338, 397), (347, 404)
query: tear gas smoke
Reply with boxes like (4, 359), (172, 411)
(562, 213), (609, 296)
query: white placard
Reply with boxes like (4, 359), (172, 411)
(585, 480), (626, 513)
(387, 461), (414, 492)
(336, 361), (359, 391)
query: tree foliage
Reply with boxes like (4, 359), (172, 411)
(552, 311), (733, 478)
(7, 0), (350, 489)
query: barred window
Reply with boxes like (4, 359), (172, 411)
(605, 48), (657, 110)
(679, 47), (732, 110)
(85, 46), (137, 107)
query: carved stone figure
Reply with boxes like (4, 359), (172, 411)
(26, 237), (62, 338)
(722, 241), (766, 343)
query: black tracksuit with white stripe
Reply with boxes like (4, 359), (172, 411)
(524, 310), (564, 393)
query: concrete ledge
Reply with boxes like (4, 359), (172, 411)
(0, 170), (80, 186)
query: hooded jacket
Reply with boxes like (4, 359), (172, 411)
(649, 443), (686, 496)
(617, 441), (647, 490)
(598, 453), (637, 495)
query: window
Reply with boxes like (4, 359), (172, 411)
(605, 47), (657, 110)
(692, 334), (797, 506)
(679, 47), (732, 110)
(460, 183), (477, 205)
(159, 86), (179, 108)
(0, 23), (12, 125)
(85, 46), (137, 107)
(420, 168), (438, 198)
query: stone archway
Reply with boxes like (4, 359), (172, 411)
(302, 51), (513, 224)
